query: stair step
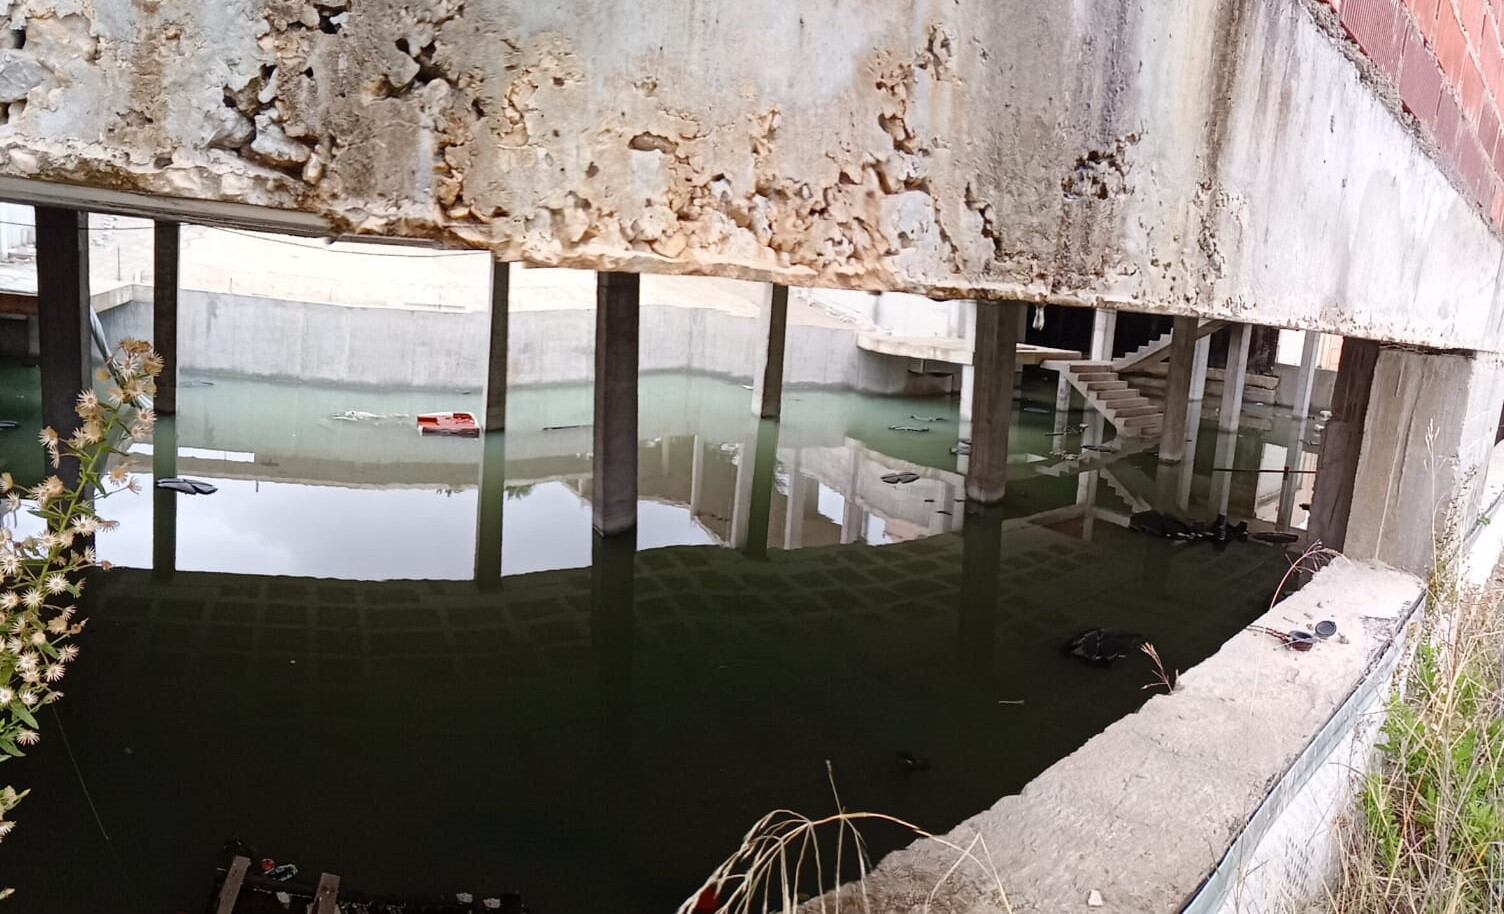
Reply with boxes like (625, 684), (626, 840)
(1113, 404), (1162, 418)
(1069, 362), (1113, 374)
(1076, 372), (1118, 383)
(1100, 396), (1151, 409)
(1094, 388), (1142, 401)
(1085, 379), (1129, 392)
(1119, 413), (1163, 429)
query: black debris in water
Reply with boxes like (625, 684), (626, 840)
(0, 420), (16, 430)
(156, 477), (219, 495)
(909, 415), (947, 422)
(888, 425), (930, 433)
(880, 471), (920, 485)
(1064, 629), (1147, 664)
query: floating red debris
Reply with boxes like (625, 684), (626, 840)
(417, 411), (480, 437)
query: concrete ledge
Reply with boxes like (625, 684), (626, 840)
(812, 557), (1423, 913)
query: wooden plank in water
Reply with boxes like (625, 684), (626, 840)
(313, 872), (341, 914)
(215, 856), (250, 914)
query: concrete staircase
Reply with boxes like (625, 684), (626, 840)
(1112, 319), (1227, 373)
(1042, 359), (1164, 439)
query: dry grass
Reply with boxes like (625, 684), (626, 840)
(1318, 501), (1504, 913)
(678, 763), (1013, 914)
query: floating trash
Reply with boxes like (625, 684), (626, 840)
(1021, 405), (1051, 414)
(156, 477), (218, 495)
(331, 409), (408, 423)
(888, 425), (930, 433)
(950, 441), (972, 456)
(179, 379), (215, 389)
(880, 471), (920, 485)
(1064, 628), (1145, 664)
(418, 412), (479, 437)
(1081, 443), (1114, 452)
(1249, 531), (1300, 545)
(542, 423), (590, 431)
(0, 420), (16, 431)
(1045, 423), (1089, 437)
(909, 415), (947, 422)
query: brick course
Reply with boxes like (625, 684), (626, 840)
(1326, 0), (1504, 226)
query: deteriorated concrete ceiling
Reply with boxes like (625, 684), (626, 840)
(0, 0), (1501, 351)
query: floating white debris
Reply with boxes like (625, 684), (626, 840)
(1087, 888), (1105, 907)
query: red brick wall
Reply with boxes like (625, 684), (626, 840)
(1322, 0), (1504, 226)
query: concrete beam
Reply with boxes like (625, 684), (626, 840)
(35, 207), (91, 488)
(483, 259), (510, 431)
(966, 302), (1022, 503)
(1219, 322), (1252, 433)
(750, 284), (789, 419)
(153, 221), (180, 415)
(1157, 316), (1199, 464)
(592, 272), (639, 536)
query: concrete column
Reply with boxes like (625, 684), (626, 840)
(959, 365), (975, 422)
(1306, 339), (1379, 551)
(1176, 399), (1204, 511)
(1219, 322), (1253, 433)
(1291, 331), (1322, 420)
(35, 208), (91, 489)
(152, 221), (180, 416)
(151, 415), (177, 580)
(750, 284), (789, 419)
(1189, 335), (1211, 402)
(592, 272), (639, 536)
(1346, 347), (1504, 574)
(957, 503), (1003, 676)
(1157, 316), (1199, 464)
(483, 259), (510, 431)
(473, 431), (506, 590)
(1089, 309), (1118, 361)
(966, 302), (1022, 504)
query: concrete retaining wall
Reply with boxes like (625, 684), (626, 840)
(97, 292), (928, 393)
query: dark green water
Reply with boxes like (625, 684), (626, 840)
(0, 364), (1305, 913)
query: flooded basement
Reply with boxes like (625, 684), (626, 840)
(0, 364), (1306, 912)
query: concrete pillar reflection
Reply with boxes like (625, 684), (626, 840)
(1077, 412), (1105, 542)
(593, 272), (639, 536)
(1176, 399), (1204, 512)
(840, 446), (865, 544)
(783, 451), (811, 550)
(152, 415), (177, 580)
(473, 431), (506, 590)
(731, 419), (779, 558)
(958, 502), (1004, 676)
(1209, 428), (1240, 516)
(152, 221), (180, 416)
(689, 434), (704, 519)
(591, 528), (635, 749)
(1189, 335), (1211, 402)
(1276, 415), (1308, 531)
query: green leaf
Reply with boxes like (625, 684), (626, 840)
(0, 740), (24, 758)
(7, 704), (35, 730)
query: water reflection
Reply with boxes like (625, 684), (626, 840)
(0, 365), (1314, 913)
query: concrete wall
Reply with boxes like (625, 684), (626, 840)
(0, 2), (1498, 352)
(98, 292), (924, 393)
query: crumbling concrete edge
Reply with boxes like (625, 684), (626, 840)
(1182, 440), (1504, 913)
